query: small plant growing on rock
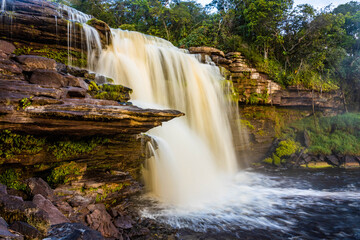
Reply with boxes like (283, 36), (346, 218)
(17, 96), (33, 110)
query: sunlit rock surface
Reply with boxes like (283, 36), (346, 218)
(189, 46), (344, 110)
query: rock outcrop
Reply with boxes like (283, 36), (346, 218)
(0, 42), (184, 136)
(189, 47), (344, 110)
(0, 0), (112, 67)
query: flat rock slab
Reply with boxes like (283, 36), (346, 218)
(29, 69), (67, 88)
(16, 55), (56, 71)
(0, 101), (184, 136)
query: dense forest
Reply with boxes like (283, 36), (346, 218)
(56, 0), (360, 107)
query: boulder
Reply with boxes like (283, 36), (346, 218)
(29, 69), (67, 88)
(65, 87), (87, 98)
(68, 195), (93, 208)
(114, 215), (133, 229)
(9, 221), (40, 240)
(325, 155), (340, 166)
(15, 55), (56, 71)
(32, 194), (70, 225)
(66, 75), (88, 89)
(47, 222), (104, 240)
(86, 204), (120, 238)
(0, 40), (16, 55)
(26, 178), (55, 201)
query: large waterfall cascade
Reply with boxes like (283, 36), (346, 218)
(94, 29), (241, 205)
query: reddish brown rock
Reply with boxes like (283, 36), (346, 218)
(29, 69), (67, 88)
(0, 40), (16, 55)
(65, 87), (87, 98)
(32, 194), (70, 225)
(86, 204), (120, 238)
(26, 178), (55, 201)
(189, 46), (225, 57)
(66, 75), (88, 89)
(15, 55), (56, 71)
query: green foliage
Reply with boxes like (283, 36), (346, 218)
(0, 130), (45, 160)
(240, 119), (255, 130)
(263, 139), (302, 166)
(0, 169), (27, 191)
(47, 161), (85, 186)
(48, 137), (108, 160)
(281, 113), (360, 156)
(17, 97), (33, 110)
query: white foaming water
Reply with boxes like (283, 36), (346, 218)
(139, 171), (360, 234)
(94, 29), (239, 205)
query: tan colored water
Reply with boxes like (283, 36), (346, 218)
(93, 29), (240, 205)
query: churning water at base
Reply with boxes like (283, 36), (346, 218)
(138, 169), (360, 239)
(94, 29), (240, 205)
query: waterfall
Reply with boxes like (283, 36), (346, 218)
(93, 29), (240, 205)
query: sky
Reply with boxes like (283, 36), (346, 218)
(196, 0), (352, 9)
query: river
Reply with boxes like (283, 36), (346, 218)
(138, 169), (360, 239)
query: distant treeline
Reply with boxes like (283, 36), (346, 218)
(56, 0), (360, 108)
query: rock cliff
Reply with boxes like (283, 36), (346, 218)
(189, 47), (344, 111)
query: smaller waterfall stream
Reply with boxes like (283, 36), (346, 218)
(1, 0), (6, 12)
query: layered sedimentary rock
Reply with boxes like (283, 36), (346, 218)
(0, 0), (111, 66)
(189, 47), (344, 110)
(0, 41), (183, 136)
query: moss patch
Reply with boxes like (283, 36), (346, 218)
(47, 161), (86, 186)
(0, 130), (45, 160)
(14, 45), (87, 68)
(48, 137), (108, 160)
(0, 168), (27, 191)
(89, 81), (132, 102)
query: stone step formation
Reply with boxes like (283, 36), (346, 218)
(189, 46), (344, 111)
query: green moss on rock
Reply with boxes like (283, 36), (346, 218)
(0, 168), (27, 191)
(0, 130), (45, 160)
(89, 82), (132, 102)
(47, 161), (86, 186)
